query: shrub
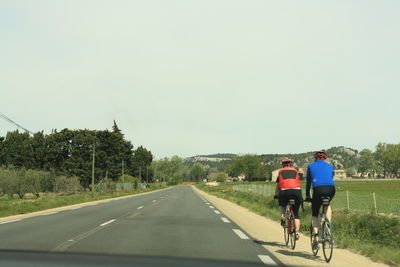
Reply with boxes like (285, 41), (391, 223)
(54, 176), (81, 193)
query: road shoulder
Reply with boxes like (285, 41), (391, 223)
(193, 186), (390, 267)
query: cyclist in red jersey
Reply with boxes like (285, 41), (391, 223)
(274, 158), (302, 240)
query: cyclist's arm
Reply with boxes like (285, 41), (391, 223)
(306, 166), (312, 197)
(274, 172), (280, 196)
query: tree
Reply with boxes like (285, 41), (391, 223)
(131, 146), (153, 182)
(31, 131), (47, 170)
(208, 172), (228, 183)
(189, 163), (205, 182)
(14, 168), (30, 199)
(375, 143), (400, 178)
(358, 149), (377, 177)
(152, 156), (184, 184)
(2, 130), (33, 168)
(229, 155), (263, 181)
(0, 137), (5, 166)
(26, 169), (53, 198)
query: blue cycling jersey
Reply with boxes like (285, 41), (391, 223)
(306, 160), (335, 196)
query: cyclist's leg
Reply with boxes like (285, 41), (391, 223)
(311, 188), (322, 234)
(279, 206), (286, 220)
(292, 190), (302, 233)
(324, 205), (332, 222)
(278, 191), (289, 225)
(321, 186), (336, 222)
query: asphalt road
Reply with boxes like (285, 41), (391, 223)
(0, 186), (283, 266)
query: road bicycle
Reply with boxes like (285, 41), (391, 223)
(283, 198), (296, 250)
(310, 197), (334, 263)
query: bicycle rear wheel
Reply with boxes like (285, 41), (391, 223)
(289, 213), (296, 250)
(322, 219), (333, 262)
(284, 218), (289, 246)
(310, 224), (318, 256)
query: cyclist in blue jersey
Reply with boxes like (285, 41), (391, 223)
(305, 151), (335, 237)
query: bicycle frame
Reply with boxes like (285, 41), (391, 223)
(284, 198), (296, 249)
(310, 197), (334, 262)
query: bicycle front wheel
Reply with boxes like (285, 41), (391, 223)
(322, 219), (333, 262)
(289, 213), (296, 249)
(284, 219), (289, 246)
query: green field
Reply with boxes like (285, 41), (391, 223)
(328, 180), (400, 215)
(334, 180), (400, 198)
(233, 180), (400, 215)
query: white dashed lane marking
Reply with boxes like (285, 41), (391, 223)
(209, 205), (215, 209)
(221, 217), (230, 223)
(232, 229), (249, 239)
(214, 210), (221, 214)
(258, 255), (277, 265)
(100, 219), (116, 226)
(137, 206), (144, 210)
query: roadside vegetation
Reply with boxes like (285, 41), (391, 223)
(0, 122), (154, 190)
(0, 182), (166, 218)
(196, 182), (400, 266)
(0, 167), (167, 217)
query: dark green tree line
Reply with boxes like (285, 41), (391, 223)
(0, 122), (153, 188)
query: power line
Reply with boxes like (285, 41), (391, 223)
(0, 112), (34, 135)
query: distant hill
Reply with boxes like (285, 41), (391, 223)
(185, 146), (360, 170)
(260, 146), (360, 170)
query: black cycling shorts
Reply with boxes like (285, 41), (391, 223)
(312, 186), (336, 217)
(278, 189), (302, 219)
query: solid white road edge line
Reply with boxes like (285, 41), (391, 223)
(221, 217), (231, 223)
(214, 210), (221, 214)
(100, 219), (116, 226)
(258, 255), (277, 265)
(0, 219), (22, 224)
(233, 229), (250, 239)
(137, 206), (144, 209)
(40, 212), (59, 216)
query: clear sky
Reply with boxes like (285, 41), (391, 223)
(1, 1), (399, 158)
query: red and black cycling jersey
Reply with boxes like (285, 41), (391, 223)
(276, 167), (301, 189)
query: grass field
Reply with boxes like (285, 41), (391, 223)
(334, 180), (400, 196)
(233, 180), (400, 215)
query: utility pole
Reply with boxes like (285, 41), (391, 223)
(139, 166), (142, 182)
(122, 159), (125, 190)
(91, 143), (95, 193)
(146, 166), (149, 184)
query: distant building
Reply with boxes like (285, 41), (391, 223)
(298, 168), (306, 180)
(193, 156), (230, 162)
(237, 174), (246, 181)
(271, 169), (280, 181)
(334, 169), (347, 179)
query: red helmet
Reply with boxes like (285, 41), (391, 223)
(314, 151), (328, 159)
(281, 158), (293, 165)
